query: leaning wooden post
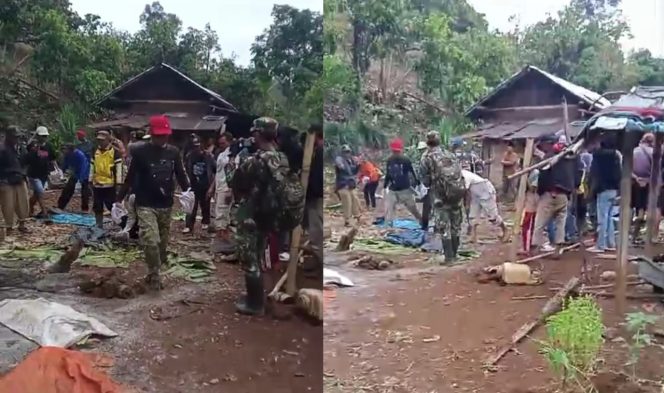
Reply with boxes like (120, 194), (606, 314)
(645, 133), (663, 256)
(510, 138), (535, 261)
(616, 135), (634, 316)
(285, 130), (316, 296)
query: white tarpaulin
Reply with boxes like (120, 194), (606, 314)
(0, 298), (117, 348)
(323, 268), (354, 287)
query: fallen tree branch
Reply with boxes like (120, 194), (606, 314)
(516, 243), (581, 264)
(402, 92), (450, 115)
(15, 74), (60, 101)
(580, 291), (664, 299)
(549, 281), (643, 291)
(485, 276), (580, 367)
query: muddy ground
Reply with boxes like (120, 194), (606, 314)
(323, 194), (664, 393)
(0, 190), (323, 393)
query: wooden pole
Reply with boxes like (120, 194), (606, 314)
(562, 97), (570, 141)
(507, 139), (584, 181)
(510, 138), (535, 261)
(285, 130), (316, 296)
(616, 137), (634, 316)
(646, 133), (663, 256)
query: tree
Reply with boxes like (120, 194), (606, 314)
(251, 5), (323, 128)
(127, 1), (182, 70)
(515, 0), (631, 92)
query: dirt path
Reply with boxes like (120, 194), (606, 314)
(0, 190), (323, 393)
(323, 204), (664, 393)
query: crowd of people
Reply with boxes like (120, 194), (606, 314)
(0, 116), (324, 317)
(334, 130), (664, 263)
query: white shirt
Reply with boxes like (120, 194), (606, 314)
(215, 147), (230, 190)
(461, 169), (488, 189)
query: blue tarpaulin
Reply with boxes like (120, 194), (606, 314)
(384, 229), (426, 248)
(49, 213), (95, 227)
(374, 218), (422, 230)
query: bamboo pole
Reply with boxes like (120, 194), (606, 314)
(285, 130), (316, 296)
(507, 139), (584, 181)
(616, 137), (634, 316)
(646, 133), (663, 256)
(510, 138), (535, 261)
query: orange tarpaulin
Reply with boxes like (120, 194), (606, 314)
(0, 347), (127, 393)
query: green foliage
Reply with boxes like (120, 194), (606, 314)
(540, 296), (604, 391)
(625, 312), (659, 379)
(324, 121), (387, 157)
(416, 13), (516, 111)
(0, 1), (322, 133)
(251, 5), (323, 129)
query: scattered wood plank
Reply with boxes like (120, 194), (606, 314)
(511, 295), (548, 301)
(485, 276), (580, 366)
(549, 281), (643, 291)
(582, 291), (664, 300)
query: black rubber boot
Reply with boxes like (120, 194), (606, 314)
(452, 235), (460, 258)
(95, 214), (104, 229)
(442, 239), (456, 264)
(235, 274), (265, 316)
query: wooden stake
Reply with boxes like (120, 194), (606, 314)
(616, 138), (634, 316)
(646, 133), (663, 256)
(285, 131), (316, 297)
(485, 276), (580, 366)
(510, 138), (535, 261)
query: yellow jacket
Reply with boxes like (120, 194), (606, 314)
(91, 147), (123, 187)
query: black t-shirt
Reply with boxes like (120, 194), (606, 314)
(123, 143), (190, 209)
(186, 150), (215, 188)
(384, 155), (417, 191)
(24, 143), (56, 181)
(0, 144), (25, 184)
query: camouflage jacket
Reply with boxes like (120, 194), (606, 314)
(419, 146), (462, 198)
(229, 148), (288, 203)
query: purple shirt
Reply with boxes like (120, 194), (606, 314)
(632, 144), (653, 178)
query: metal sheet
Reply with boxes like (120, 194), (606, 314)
(504, 118), (563, 140)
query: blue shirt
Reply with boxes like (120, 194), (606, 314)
(62, 149), (90, 181)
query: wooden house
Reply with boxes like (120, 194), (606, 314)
(464, 65), (610, 184)
(88, 63), (258, 148)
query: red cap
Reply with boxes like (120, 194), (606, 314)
(76, 130), (86, 138)
(390, 138), (404, 152)
(149, 115), (172, 136)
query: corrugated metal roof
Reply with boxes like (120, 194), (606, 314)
(532, 66), (611, 109)
(95, 63), (237, 111)
(607, 86), (664, 112)
(465, 65), (610, 117)
(88, 114), (226, 131)
(480, 121), (530, 139)
(503, 118), (563, 140)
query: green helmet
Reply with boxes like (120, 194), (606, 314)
(425, 130), (440, 143)
(251, 117), (279, 135)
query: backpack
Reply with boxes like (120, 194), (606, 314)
(254, 151), (305, 232)
(429, 148), (466, 203)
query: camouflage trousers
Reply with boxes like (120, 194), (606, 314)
(234, 201), (267, 279)
(433, 202), (463, 239)
(137, 207), (172, 276)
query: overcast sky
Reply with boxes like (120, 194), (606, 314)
(69, 0), (324, 66)
(70, 0), (662, 67)
(467, 0), (664, 57)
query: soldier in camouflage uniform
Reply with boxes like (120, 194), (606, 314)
(420, 131), (464, 264)
(230, 117), (290, 316)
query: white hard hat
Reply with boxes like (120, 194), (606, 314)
(36, 126), (49, 136)
(417, 141), (427, 150)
